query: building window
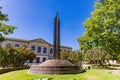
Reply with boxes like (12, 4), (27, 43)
(43, 47), (47, 53)
(31, 46), (36, 51)
(6, 43), (11, 46)
(36, 58), (40, 63)
(37, 47), (41, 53)
(15, 44), (19, 47)
(43, 57), (46, 62)
(29, 59), (33, 63)
(50, 48), (53, 54)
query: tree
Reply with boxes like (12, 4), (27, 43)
(5, 46), (17, 67)
(0, 46), (36, 67)
(0, 46), (8, 68)
(60, 50), (82, 63)
(15, 47), (36, 67)
(85, 48), (110, 65)
(0, 6), (16, 42)
(78, 0), (120, 59)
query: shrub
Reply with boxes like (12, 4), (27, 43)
(0, 67), (30, 74)
(79, 69), (86, 73)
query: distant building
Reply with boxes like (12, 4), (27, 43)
(1, 37), (72, 63)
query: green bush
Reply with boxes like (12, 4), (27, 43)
(0, 67), (30, 74)
(79, 69), (86, 73)
(91, 64), (120, 70)
(91, 65), (109, 69)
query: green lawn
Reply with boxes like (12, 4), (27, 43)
(0, 69), (120, 80)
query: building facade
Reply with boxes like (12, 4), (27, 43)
(1, 37), (72, 63)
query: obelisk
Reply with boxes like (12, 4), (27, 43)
(54, 11), (60, 59)
(29, 12), (80, 74)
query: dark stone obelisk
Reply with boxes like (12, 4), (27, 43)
(54, 11), (60, 59)
(29, 12), (80, 74)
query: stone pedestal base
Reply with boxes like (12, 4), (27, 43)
(29, 59), (80, 74)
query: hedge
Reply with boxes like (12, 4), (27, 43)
(0, 67), (30, 74)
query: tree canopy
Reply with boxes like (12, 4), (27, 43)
(0, 46), (36, 67)
(85, 48), (110, 65)
(0, 6), (16, 42)
(78, 0), (120, 59)
(60, 50), (82, 63)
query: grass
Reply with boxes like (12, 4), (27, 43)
(0, 69), (120, 80)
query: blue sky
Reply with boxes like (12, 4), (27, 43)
(0, 0), (95, 50)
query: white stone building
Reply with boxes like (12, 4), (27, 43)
(1, 37), (72, 63)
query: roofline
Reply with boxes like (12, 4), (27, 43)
(50, 44), (72, 49)
(6, 37), (28, 42)
(5, 37), (72, 49)
(61, 46), (72, 49)
(29, 38), (51, 45)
